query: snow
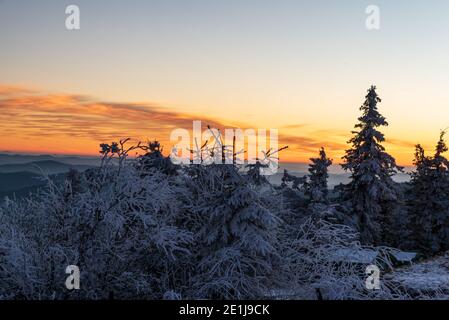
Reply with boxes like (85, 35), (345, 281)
(327, 248), (378, 264)
(390, 251), (417, 263)
(386, 252), (449, 294)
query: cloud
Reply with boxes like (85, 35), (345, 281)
(281, 123), (308, 129)
(0, 85), (36, 96)
(0, 84), (418, 163)
(276, 134), (346, 153)
(0, 90), (223, 142)
(385, 138), (417, 149)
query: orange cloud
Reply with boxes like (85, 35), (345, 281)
(0, 84), (419, 165)
(0, 86), (250, 156)
(385, 138), (417, 149)
(0, 85), (36, 96)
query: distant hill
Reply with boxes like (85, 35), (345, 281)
(0, 154), (97, 202)
(0, 160), (93, 175)
(0, 154), (412, 199)
(0, 171), (67, 201)
(0, 153), (100, 166)
(0, 183), (46, 200)
(268, 168), (411, 188)
(268, 171), (350, 188)
(0, 171), (46, 192)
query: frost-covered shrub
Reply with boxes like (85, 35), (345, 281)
(0, 160), (192, 299)
(276, 216), (449, 300)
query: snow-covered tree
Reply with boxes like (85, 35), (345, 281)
(186, 164), (280, 299)
(281, 169), (306, 190)
(138, 140), (179, 175)
(304, 147), (332, 204)
(407, 132), (449, 255)
(341, 86), (403, 246)
(246, 160), (270, 186)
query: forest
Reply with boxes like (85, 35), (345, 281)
(1, 86), (448, 300)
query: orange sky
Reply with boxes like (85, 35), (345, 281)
(2, 2), (449, 166)
(0, 84), (434, 166)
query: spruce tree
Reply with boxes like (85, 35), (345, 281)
(408, 132), (449, 254)
(342, 86), (402, 245)
(246, 161), (269, 186)
(305, 147), (332, 204)
(431, 131), (449, 252)
(189, 164), (279, 299)
(138, 140), (178, 175)
(407, 144), (434, 252)
(304, 148), (352, 225)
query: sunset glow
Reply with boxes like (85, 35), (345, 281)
(1, 0), (449, 165)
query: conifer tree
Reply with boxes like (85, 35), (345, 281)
(305, 147), (332, 204)
(189, 164), (279, 299)
(139, 140), (178, 175)
(246, 161), (270, 186)
(342, 86), (402, 245)
(407, 132), (449, 254)
(430, 131), (449, 252)
(407, 144), (434, 252)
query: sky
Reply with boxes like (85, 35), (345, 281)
(1, 0), (449, 165)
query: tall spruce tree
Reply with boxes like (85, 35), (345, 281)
(342, 86), (402, 245)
